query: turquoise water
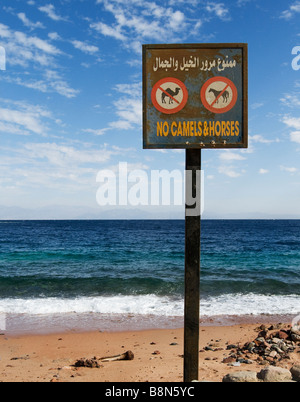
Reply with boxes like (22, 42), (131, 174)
(0, 220), (299, 331)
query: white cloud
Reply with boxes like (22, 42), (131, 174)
(0, 24), (78, 98)
(282, 116), (300, 130)
(114, 83), (141, 97)
(90, 22), (126, 41)
(206, 2), (230, 21)
(82, 128), (108, 136)
(290, 131), (300, 143)
(217, 149), (246, 178)
(0, 98), (63, 138)
(71, 40), (99, 55)
(48, 32), (61, 41)
(0, 121), (31, 136)
(259, 169), (269, 175)
(0, 106), (47, 135)
(86, 82), (142, 133)
(45, 70), (80, 98)
(280, 1), (300, 20)
(112, 98), (142, 129)
(169, 10), (185, 30)
(38, 4), (66, 22)
(282, 116), (300, 144)
(218, 166), (242, 178)
(0, 70), (79, 99)
(237, 0), (252, 6)
(0, 140), (131, 196)
(17, 13), (45, 30)
(251, 102), (264, 110)
(0, 75), (46, 93)
(280, 93), (300, 108)
(91, 0), (203, 53)
(0, 23), (61, 68)
(251, 134), (280, 144)
(219, 150), (246, 161)
(108, 83), (142, 130)
(14, 31), (61, 55)
(24, 142), (112, 166)
(280, 166), (298, 173)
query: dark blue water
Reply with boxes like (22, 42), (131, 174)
(0, 220), (299, 318)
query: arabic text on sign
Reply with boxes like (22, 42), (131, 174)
(153, 56), (237, 72)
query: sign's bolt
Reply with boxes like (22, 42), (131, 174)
(186, 141), (189, 145)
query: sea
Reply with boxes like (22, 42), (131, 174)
(0, 220), (299, 335)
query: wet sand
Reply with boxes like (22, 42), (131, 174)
(0, 321), (299, 382)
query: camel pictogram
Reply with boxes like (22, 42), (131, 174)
(161, 87), (181, 104)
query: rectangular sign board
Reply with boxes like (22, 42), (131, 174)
(143, 43), (248, 149)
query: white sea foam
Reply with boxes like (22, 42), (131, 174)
(0, 293), (299, 317)
(201, 293), (300, 317)
(0, 295), (183, 316)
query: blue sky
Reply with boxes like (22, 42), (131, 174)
(0, 0), (300, 219)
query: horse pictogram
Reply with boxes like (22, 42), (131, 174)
(201, 77), (238, 114)
(208, 88), (229, 104)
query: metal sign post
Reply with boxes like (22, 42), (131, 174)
(143, 43), (248, 382)
(184, 149), (201, 382)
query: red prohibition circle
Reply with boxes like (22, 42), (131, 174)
(200, 76), (238, 114)
(151, 77), (188, 115)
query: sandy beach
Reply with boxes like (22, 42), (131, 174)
(1, 321), (299, 382)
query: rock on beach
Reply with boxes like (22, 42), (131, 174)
(290, 365), (300, 382)
(222, 371), (258, 383)
(257, 366), (292, 382)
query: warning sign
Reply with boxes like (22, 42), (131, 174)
(151, 77), (188, 114)
(143, 44), (248, 149)
(201, 77), (238, 114)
